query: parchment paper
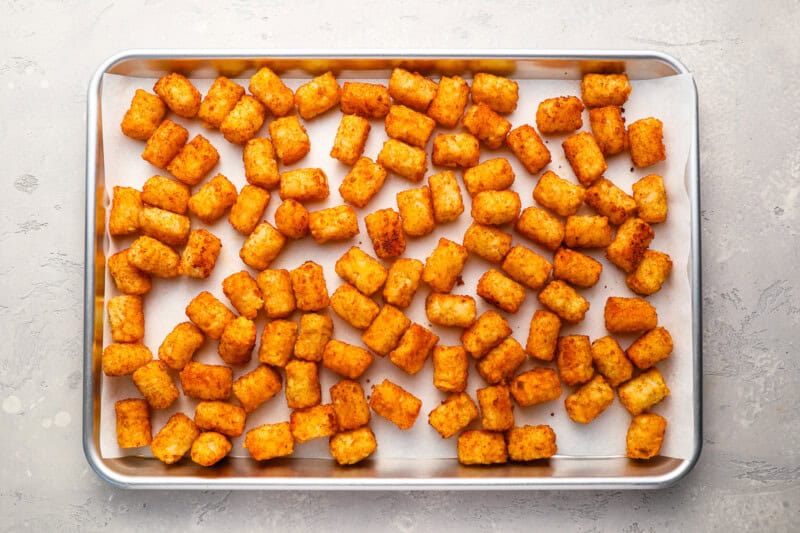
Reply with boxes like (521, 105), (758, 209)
(100, 70), (696, 461)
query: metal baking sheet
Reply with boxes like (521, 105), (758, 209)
(84, 50), (701, 489)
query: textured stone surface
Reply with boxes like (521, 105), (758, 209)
(1, 1), (798, 530)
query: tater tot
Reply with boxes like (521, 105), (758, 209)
(425, 293), (477, 328)
(477, 268), (527, 314)
(462, 103), (512, 149)
(232, 365), (282, 413)
(127, 235), (180, 278)
(537, 280), (590, 323)
(388, 68), (438, 112)
(285, 360), (321, 409)
(369, 379), (422, 430)
(180, 228), (222, 279)
(185, 291), (235, 340)
(330, 379), (370, 431)
(628, 117), (666, 167)
(188, 174), (237, 224)
(501, 244), (553, 290)
(240, 221), (286, 270)
(190, 431), (232, 467)
(432, 133), (480, 168)
(120, 89), (166, 140)
(365, 208), (406, 259)
(108, 186), (142, 236)
(255, 269), (295, 319)
(294, 313), (333, 362)
(506, 125), (551, 175)
(429, 171), (464, 223)
(525, 309), (561, 362)
(581, 73), (632, 108)
(244, 422), (294, 461)
(138, 206), (190, 246)
(565, 375), (614, 424)
(166, 134), (220, 186)
(229, 185), (270, 235)
(461, 310), (512, 359)
(471, 190), (521, 226)
(153, 73), (201, 118)
(515, 206), (565, 251)
(618, 368), (670, 415)
(427, 75), (470, 128)
(329, 427), (378, 465)
(457, 430), (508, 465)
(243, 138), (280, 189)
(194, 400), (247, 437)
(330, 114), (371, 166)
(590, 336), (633, 387)
(389, 323), (439, 375)
(290, 404), (338, 443)
(477, 337), (526, 385)
(477, 385), (514, 431)
(142, 119), (188, 169)
(626, 250), (673, 296)
(585, 178), (637, 225)
(335, 246), (387, 296)
(432, 346), (469, 393)
(510, 369), (562, 407)
(428, 392), (478, 438)
(626, 413), (667, 459)
(533, 171), (586, 217)
(102, 343), (152, 376)
(564, 215), (613, 248)
(383, 258), (423, 308)
(536, 96), (584, 134)
(471, 72), (519, 114)
(627, 326), (673, 370)
(279, 168), (329, 202)
(462, 157), (515, 197)
(108, 249), (152, 296)
(198, 76), (245, 128)
(258, 320), (298, 368)
(507, 425), (557, 461)
(308, 205), (359, 244)
(384, 104), (436, 148)
(150, 413), (200, 465)
(423, 237), (469, 293)
(179, 361), (232, 401)
(158, 321), (204, 371)
(218, 316), (256, 366)
(632, 174), (668, 224)
(141, 175), (190, 215)
(589, 106), (627, 156)
(107, 294), (144, 343)
(249, 66), (294, 117)
(378, 139), (428, 183)
(115, 398), (151, 448)
(553, 247), (603, 288)
(290, 261), (330, 311)
(220, 95), (266, 145)
(604, 296), (658, 333)
(274, 198), (309, 239)
(270, 115), (312, 165)
(340, 81), (391, 118)
(557, 335), (594, 386)
(396, 186), (436, 237)
(339, 157), (387, 208)
(463, 223), (512, 264)
(330, 283), (380, 329)
(295, 71), (341, 120)
(606, 217), (654, 273)
(562, 132), (607, 187)
(221, 271), (263, 320)
(322, 339), (374, 379)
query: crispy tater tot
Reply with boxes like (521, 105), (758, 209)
(153, 72), (201, 118)
(330, 114), (371, 166)
(562, 131), (607, 186)
(115, 398), (151, 448)
(383, 258), (423, 308)
(626, 326), (673, 370)
(220, 95), (266, 145)
(626, 413), (667, 459)
(632, 174), (668, 224)
(628, 117), (666, 168)
(477, 385), (514, 431)
(604, 296), (658, 333)
(425, 293), (477, 328)
(471, 72), (519, 114)
(330, 283), (380, 330)
(120, 89), (166, 140)
(457, 430), (508, 465)
(585, 177), (637, 225)
(397, 186), (436, 237)
(536, 96), (584, 134)
(515, 206), (564, 251)
(606, 217), (654, 273)
(249, 66), (294, 117)
(427, 75), (470, 128)
(432, 133), (480, 168)
(432, 346), (469, 393)
(564, 215), (613, 248)
(339, 157), (387, 208)
(256, 269), (296, 319)
(102, 343), (152, 376)
(229, 185), (270, 235)
(294, 313), (334, 362)
(166, 134), (220, 186)
(307, 205), (359, 244)
(322, 339), (374, 379)
(385, 104), (436, 148)
(108, 249), (152, 296)
(150, 413), (200, 465)
(477, 337), (526, 385)
(180, 228), (222, 279)
(194, 400), (246, 437)
(335, 246), (388, 296)
(506, 124), (551, 175)
(501, 244), (552, 290)
(553, 247), (603, 289)
(388, 68), (438, 111)
(128, 235), (180, 278)
(274, 198), (309, 239)
(290, 404), (338, 443)
(462, 157), (515, 197)
(589, 106), (627, 156)
(423, 237), (469, 293)
(477, 269), (526, 314)
(507, 425), (558, 461)
(510, 368), (562, 407)
(591, 336), (634, 387)
(109, 186), (142, 236)
(232, 365), (282, 413)
(537, 280), (590, 323)
(462, 103), (512, 149)
(369, 379), (422, 430)
(618, 368), (670, 415)
(461, 310), (512, 360)
(279, 167), (329, 202)
(388, 323), (439, 375)
(107, 295), (144, 343)
(243, 138), (280, 189)
(218, 316), (257, 366)
(557, 335), (594, 386)
(188, 173), (237, 224)
(533, 171), (586, 217)
(190, 431), (232, 467)
(295, 71), (341, 120)
(525, 309), (562, 362)
(258, 320), (298, 368)
(198, 76), (245, 128)
(158, 322), (204, 371)
(290, 261), (330, 311)
(329, 379), (370, 431)
(179, 361), (233, 401)
(141, 175), (190, 215)
(185, 291), (235, 340)
(138, 206), (190, 246)
(365, 208), (406, 259)
(463, 223), (512, 264)
(626, 249), (673, 296)
(244, 422), (294, 461)
(378, 139), (428, 183)
(565, 375), (615, 424)
(428, 170), (464, 224)
(221, 271), (263, 320)
(285, 360), (321, 409)
(581, 73), (632, 108)
(329, 427), (378, 465)
(471, 190), (521, 226)
(142, 119), (188, 169)
(340, 81), (391, 118)
(240, 221), (286, 270)
(428, 392), (478, 438)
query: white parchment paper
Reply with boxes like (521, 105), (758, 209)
(100, 71), (696, 461)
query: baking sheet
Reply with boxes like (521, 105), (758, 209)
(99, 71), (695, 462)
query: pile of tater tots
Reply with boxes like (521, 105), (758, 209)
(106, 63), (673, 468)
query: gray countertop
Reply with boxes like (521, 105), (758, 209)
(1, 1), (797, 531)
